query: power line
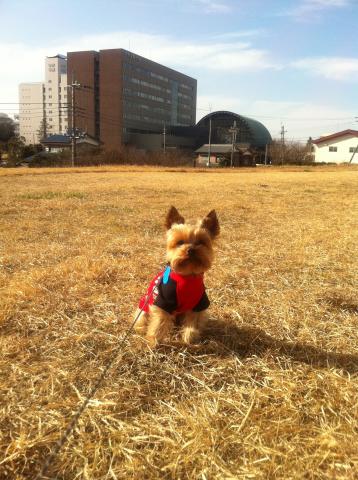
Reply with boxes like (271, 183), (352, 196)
(0, 102), (69, 105)
(3, 104), (355, 122)
(196, 107), (355, 122)
(1, 102), (355, 122)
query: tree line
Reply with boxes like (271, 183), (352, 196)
(0, 114), (44, 166)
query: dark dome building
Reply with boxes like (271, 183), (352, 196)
(196, 111), (272, 148)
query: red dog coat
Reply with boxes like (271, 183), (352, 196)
(139, 267), (209, 315)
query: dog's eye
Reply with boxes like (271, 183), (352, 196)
(176, 240), (185, 247)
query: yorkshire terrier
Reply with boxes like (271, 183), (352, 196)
(135, 206), (220, 347)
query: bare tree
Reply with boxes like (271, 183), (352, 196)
(268, 139), (313, 165)
(37, 118), (49, 141)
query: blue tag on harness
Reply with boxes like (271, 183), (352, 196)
(163, 266), (171, 284)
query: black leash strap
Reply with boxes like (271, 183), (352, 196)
(36, 299), (151, 479)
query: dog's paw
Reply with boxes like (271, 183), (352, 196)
(146, 335), (159, 349)
(181, 327), (200, 345)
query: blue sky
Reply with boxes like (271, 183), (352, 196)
(1, 0), (357, 141)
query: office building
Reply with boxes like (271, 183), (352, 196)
(67, 49), (197, 151)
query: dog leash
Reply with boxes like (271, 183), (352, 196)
(35, 270), (167, 480)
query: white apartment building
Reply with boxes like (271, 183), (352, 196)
(19, 82), (45, 144)
(312, 129), (358, 164)
(19, 55), (68, 144)
(45, 55), (68, 137)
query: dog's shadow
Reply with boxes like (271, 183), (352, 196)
(197, 318), (358, 374)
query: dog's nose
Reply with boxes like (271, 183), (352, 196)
(188, 247), (195, 256)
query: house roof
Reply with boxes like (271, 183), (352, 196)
(41, 134), (71, 145)
(312, 129), (358, 145)
(41, 134), (101, 147)
(196, 143), (251, 154)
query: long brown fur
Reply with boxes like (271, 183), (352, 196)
(135, 207), (219, 347)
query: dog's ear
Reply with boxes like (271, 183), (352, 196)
(165, 206), (185, 230)
(200, 210), (220, 239)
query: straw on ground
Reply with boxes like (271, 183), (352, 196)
(0, 165), (357, 479)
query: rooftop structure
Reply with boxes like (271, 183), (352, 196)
(196, 111), (272, 148)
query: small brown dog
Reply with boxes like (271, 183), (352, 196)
(135, 206), (219, 347)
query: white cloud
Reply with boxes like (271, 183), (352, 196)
(249, 100), (356, 141)
(197, 96), (356, 141)
(292, 57), (358, 81)
(195, 0), (232, 14)
(214, 29), (265, 39)
(280, 0), (351, 20)
(197, 94), (244, 117)
(67, 31), (279, 72)
(0, 30), (278, 112)
(0, 42), (49, 112)
(1, 30), (355, 141)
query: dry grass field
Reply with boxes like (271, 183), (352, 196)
(0, 165), (357, 479)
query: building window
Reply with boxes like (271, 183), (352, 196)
(180, 83), (193, 92)
(178, 113), (191, 121)
(178, 92), (192, 101)
(349, 147), (357, 152)
(123, 87), (166, 103)
(329, 146), (337, 152)
(124, 75), (171, 94)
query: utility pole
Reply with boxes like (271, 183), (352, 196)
(42, 83), (47, 139)
(280, 124), (287, 166)
(349, 145), (358, 163)
(163, 123), (166, 154)
(69, 78), (81, 167)
(229, 120), (239, 168)
(207, 117), (212, 167)
(306, 136), (313, 161)
(264, 143), (268, 165)
(349, 116), (358, 163)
